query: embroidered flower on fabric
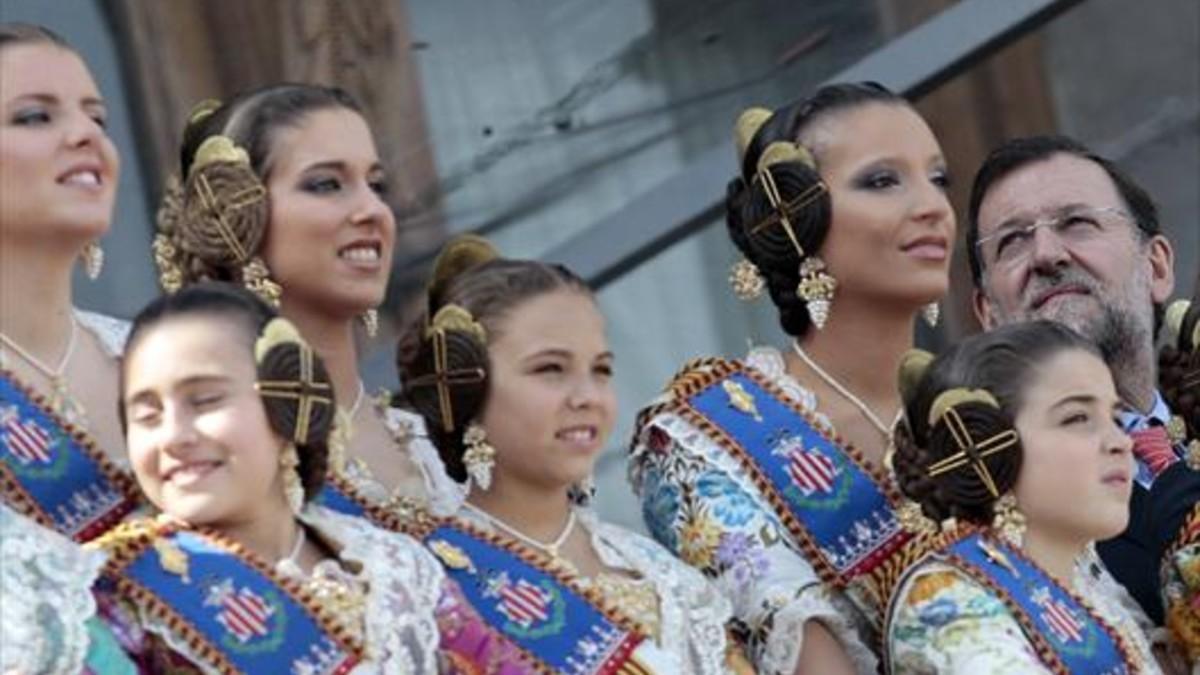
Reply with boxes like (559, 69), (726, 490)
(678, 514), (722, 568)
(695, 471), (759, 527)
(640, 472), (683, 554)
(715, 532), (770, 589)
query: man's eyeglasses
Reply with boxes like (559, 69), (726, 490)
(975, 206), (1133, 270)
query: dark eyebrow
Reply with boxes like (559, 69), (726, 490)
(1050, 394), (1096, 409)
(301, 159), (384, 175)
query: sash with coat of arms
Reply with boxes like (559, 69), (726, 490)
(91, 520), (363, 675)
(649, 358), (919, 621)
(419, 517), (666, 674)
(905, 530), (1137, 674)
(0, 372), (139, 541)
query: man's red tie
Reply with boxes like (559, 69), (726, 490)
(1129, 425), (1178, 478)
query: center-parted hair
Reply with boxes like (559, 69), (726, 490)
(726, 82), (907, 338)
(156, 84), (364, 290)
(121, 282), (334, 501)
(396, 239), (592, 482)
(892, 321), (1104, 525)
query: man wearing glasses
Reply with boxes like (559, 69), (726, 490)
(965, 134), (1196, 629)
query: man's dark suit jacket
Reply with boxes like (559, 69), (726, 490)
(1098, 461), (1200, 624)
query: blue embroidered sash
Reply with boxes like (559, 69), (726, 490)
(946, 532), (1132, 674)
(314, 479), (368, 520)
(99, 526), (361, 675)
(0, 372), (138, 541)
(680, 366), (911, 593)
(423, 519), (648, 674)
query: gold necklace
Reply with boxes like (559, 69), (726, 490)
(0, 316), (89, 429)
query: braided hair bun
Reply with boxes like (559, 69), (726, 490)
(891, 322), (1101, 526)
(254, 318), (335, 501)
(725, 83), (905, 337)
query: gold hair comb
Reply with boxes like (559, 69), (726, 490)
(191, 135), (251, 174)
(734, 107), (773, 163)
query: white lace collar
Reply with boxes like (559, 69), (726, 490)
(0, 505), (103, 674)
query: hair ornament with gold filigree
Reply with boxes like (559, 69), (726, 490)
(726, 103), (836, 328)
(427, 234), (500, 309)
(187, 97), (222, 128)
(927, 388), (1002, 428)
(426, 303), (487, 345)
(253, 317), (336, 452)
(891, 346), (1024, 529)
(152, 97), (280, 305)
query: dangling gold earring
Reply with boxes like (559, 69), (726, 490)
(243, 257), (282, 307)
(922, 302), (940, 328)
(462, 421), (495, 490)
(796, 256), (837, 329)
(360, 308), (379, 338)
(729, 258), (765, 301)
(81, 241), (104, 280)
(896, 499), (939, 536)
(991, 492), (1026, 547)
(279, 443), (305, 514)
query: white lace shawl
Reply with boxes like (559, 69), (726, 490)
(628, 346), (878, 675)
(0, 504), (103, 674)
(76, 309), (130, 357)
(382, 407), (465, 517)
(130, 506), (446, 674)
(456, 507), (735, 674)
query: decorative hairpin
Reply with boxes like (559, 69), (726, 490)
(408, 304), (487, 432)
(925, 387), (1018, 498)
(254, 318), (333, 444)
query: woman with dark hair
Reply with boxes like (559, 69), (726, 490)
(397, 235), (750, 674)
(0, 22), (140, 540)
(629, 82), (955, 673)
(885, 321), (1158, 673)
(91, 282), (497, 673)
(0, 23), (141, 674)
(151, 84), (460, 525)
(1157, 296), (1200, 667)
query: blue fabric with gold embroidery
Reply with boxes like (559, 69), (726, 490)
(948, 532), (1131, 674)
(107, 530), (357, 674)
(0, 374), (133, 541)
(424, 521), (643, 673)
(313, 481), (367, 519)
(687, 371), (906, 580)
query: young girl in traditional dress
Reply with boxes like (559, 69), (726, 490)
(886, 320), (1161, 673)
(92, 283), (509, 673)
(397, 236), (751, 674)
